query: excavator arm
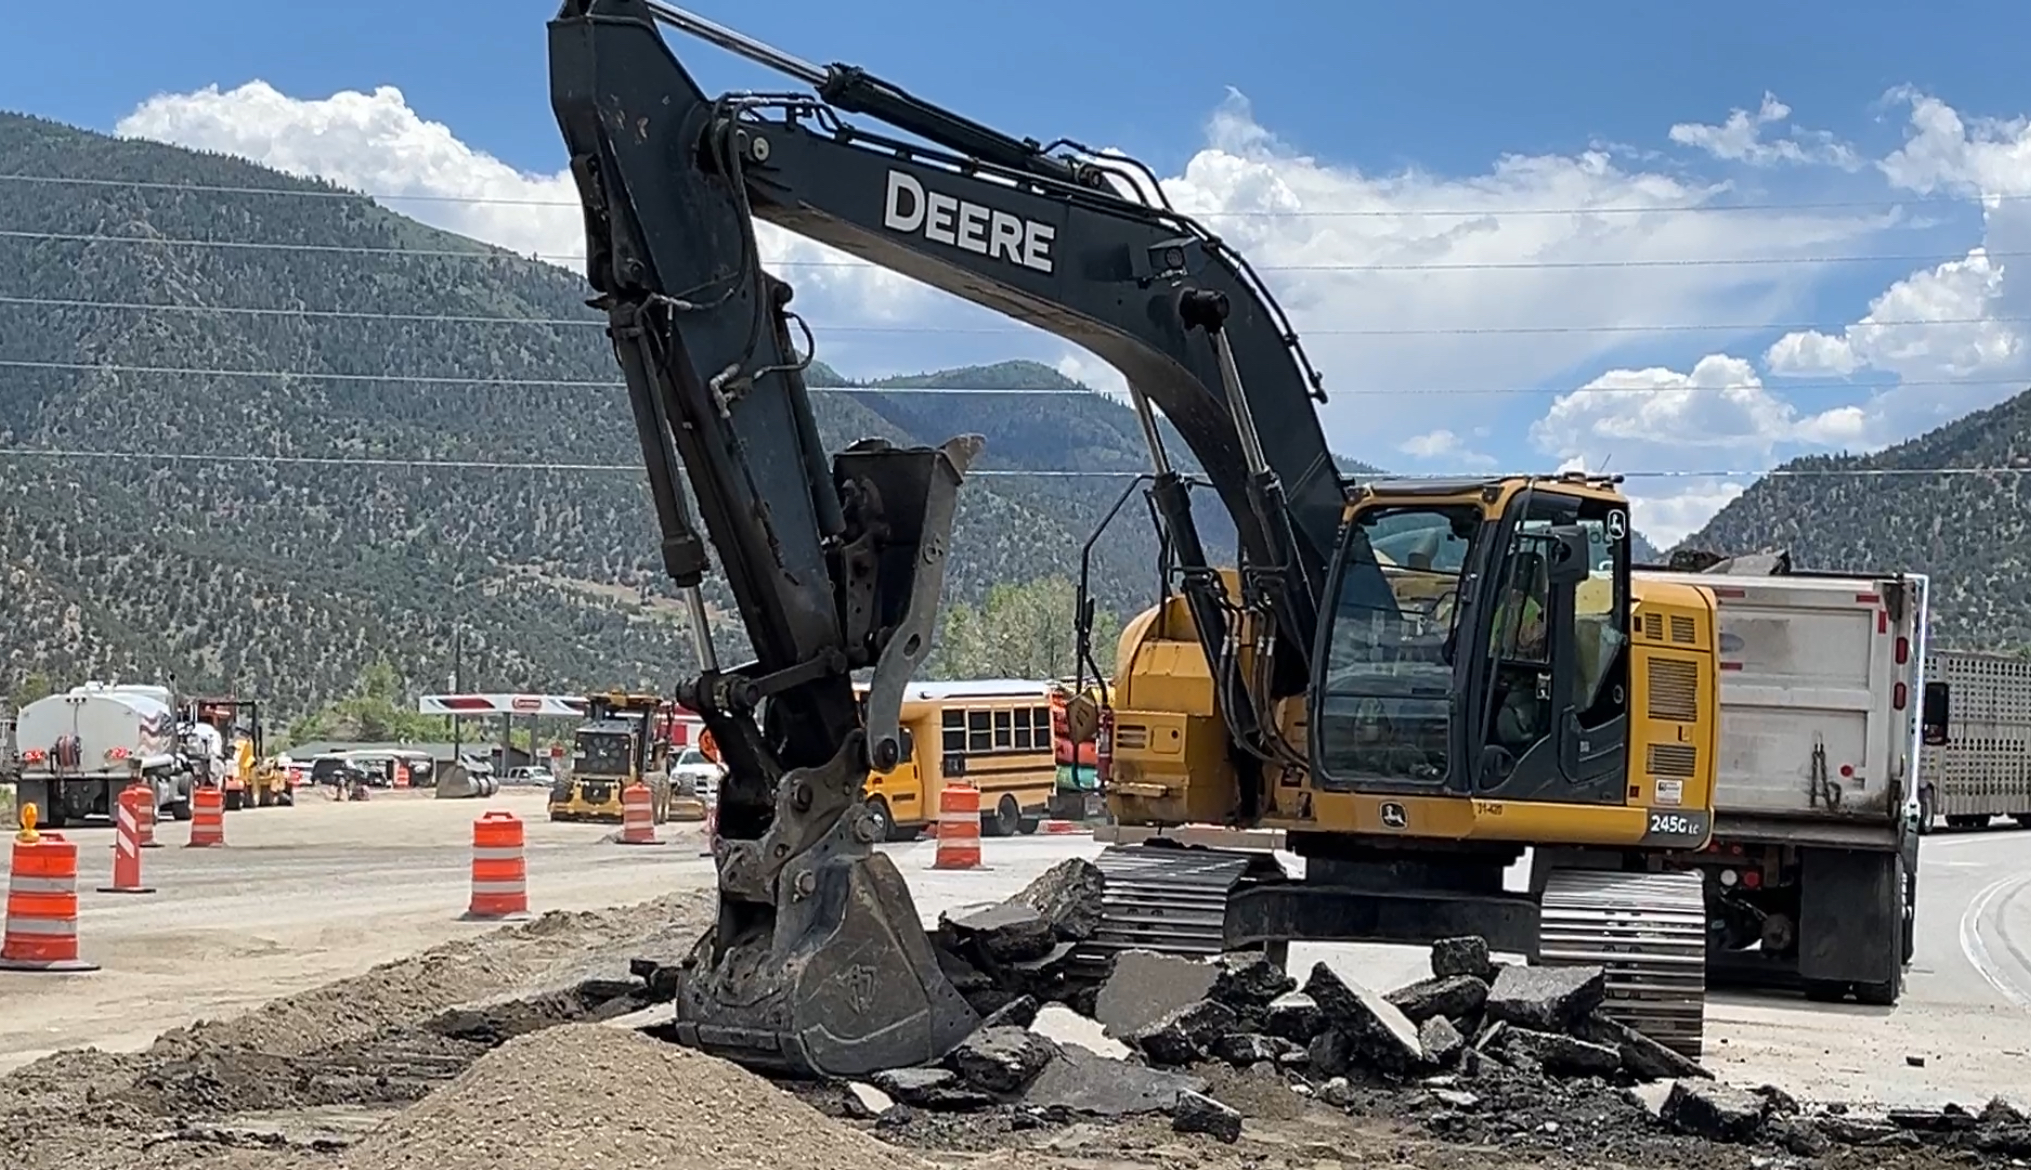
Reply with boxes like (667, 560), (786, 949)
(546, 0), (1358, 1076)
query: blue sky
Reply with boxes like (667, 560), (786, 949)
(7, 0), (2031, 543)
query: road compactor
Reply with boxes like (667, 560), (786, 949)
(547, 0), (1725, 1076)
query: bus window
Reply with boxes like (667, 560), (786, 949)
(1921, 681), (1949, 746)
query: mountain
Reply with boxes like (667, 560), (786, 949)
(1686, 389), (2031, 651)
(0, 111), (1380, 717)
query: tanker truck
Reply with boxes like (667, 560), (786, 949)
(13, 682), (195, 827)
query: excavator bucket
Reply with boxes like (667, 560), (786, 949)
(669, 731), (980, 1078)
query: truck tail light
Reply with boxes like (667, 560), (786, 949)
(1894, 682), (1908, 710)
(1896, 635), (1909, 665)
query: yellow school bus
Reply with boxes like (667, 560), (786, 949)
(859, 679), (1058, 842)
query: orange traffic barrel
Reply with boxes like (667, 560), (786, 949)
(932, 783), (983, 870)
(618, 783), (659, 846)
(186, 785), (225, 847)
(99, 786), (156, 895)
(130, 782), (160, 849)
(0, 806), (100, 972)
(464, 810), (530, 920)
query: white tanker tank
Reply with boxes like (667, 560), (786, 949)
(15, 683), (195, 827)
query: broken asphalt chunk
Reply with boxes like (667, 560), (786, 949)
(1125, 999), (1239, 1067)
(1431, 936), (1497, 982)
(1171, 1090), (1244, 1143)
(1263, 991), (1324, 1044)
(1483, 965), (1606, 1034)
(1303, 962), (1425, 1073)
(1384, 974), (1489, 1024)
(1661, 1079), (1767, 1143)
(870, 1067), (996, 1111)
(1211, 1031), (1299, 1068)
(1498, 1028), (1622, 1078)
(978, 994), (1040, 1031)
(1011, 858), (1106, 941)
(940, 903), (1058, 964)
(1577, 1011), (1710, 1081)
(1022, 1044), (1208, 1116)
(945, 1026), (1060, 1095)
(1418, 1016), (1465, 1068)
(1209, 952), (1297, 1017)
(1094, 950), (1219, 1038)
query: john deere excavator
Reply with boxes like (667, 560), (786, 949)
(547, 0), (1725, 1077)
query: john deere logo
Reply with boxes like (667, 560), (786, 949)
(1380, 802), (1408, 830)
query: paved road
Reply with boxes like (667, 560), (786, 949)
(5, 795), (2030, 1111)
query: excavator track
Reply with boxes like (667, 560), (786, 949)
(1537, 868), (1708, 1060)
(1082, 844), (1708, 1061)
(1072, 842), (1288, 977)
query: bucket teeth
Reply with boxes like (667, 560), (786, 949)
(1537, 868), (1709, 1060)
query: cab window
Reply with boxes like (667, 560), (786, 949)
(1314, 505), (1480, 784)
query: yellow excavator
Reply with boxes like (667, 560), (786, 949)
(546, 0), (1723, 1076)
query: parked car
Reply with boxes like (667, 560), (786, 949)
(668, 747), (724, 804)
(505, 765), (553, 786)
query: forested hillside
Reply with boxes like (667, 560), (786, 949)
(0, 111), (1384, 716)
(1688, 388), (2031, 650)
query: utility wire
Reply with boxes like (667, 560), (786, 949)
(0, 171), (2018, 219)
(3, 356), (2020, 400)
(0, 227), (2007, 274)
(0, 443), (2019, 482)
(0, 293), (2020, 341)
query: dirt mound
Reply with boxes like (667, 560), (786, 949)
(336, 1024), (933, 1170)
(0, 891), (714, 1170)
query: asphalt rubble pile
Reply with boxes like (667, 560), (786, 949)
(808, 858), (2031, 1160)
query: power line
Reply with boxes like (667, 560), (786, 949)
(0, 443), (2021, 482)
(0, 446), (1141, 476)
(1, 357), (2020, 400)
(0, 171), (2017, 219)
(3, 292), (2023, 340)
(0, 227), (2007, 274)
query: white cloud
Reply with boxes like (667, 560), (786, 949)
(1532, 354), (1865, 466)
(1627, 480), (1750, 549)
(113, 81), (940, 339)
(1764, 248), (2020, 385)
(113, 80), (1898, 466)
(1397, 428), (1494, 466)
(1052, 352), (1129, 401)
(1668, 93), (1861, 170)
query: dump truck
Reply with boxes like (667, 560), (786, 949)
(1622, 563), (1927, 1006)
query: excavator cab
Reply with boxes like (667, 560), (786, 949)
(1313, 475), (1665, 828)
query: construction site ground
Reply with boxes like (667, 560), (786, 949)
(3, 790), (2029, 1169)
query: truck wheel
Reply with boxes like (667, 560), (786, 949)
(168, 800), (193, 822)
(277, 788), (295, 808)
(224, 790), (244, 812)
(984, 794), (1021, 838)
(1917, 789), (1933, 835)
(1018, 815), (1040, 835)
